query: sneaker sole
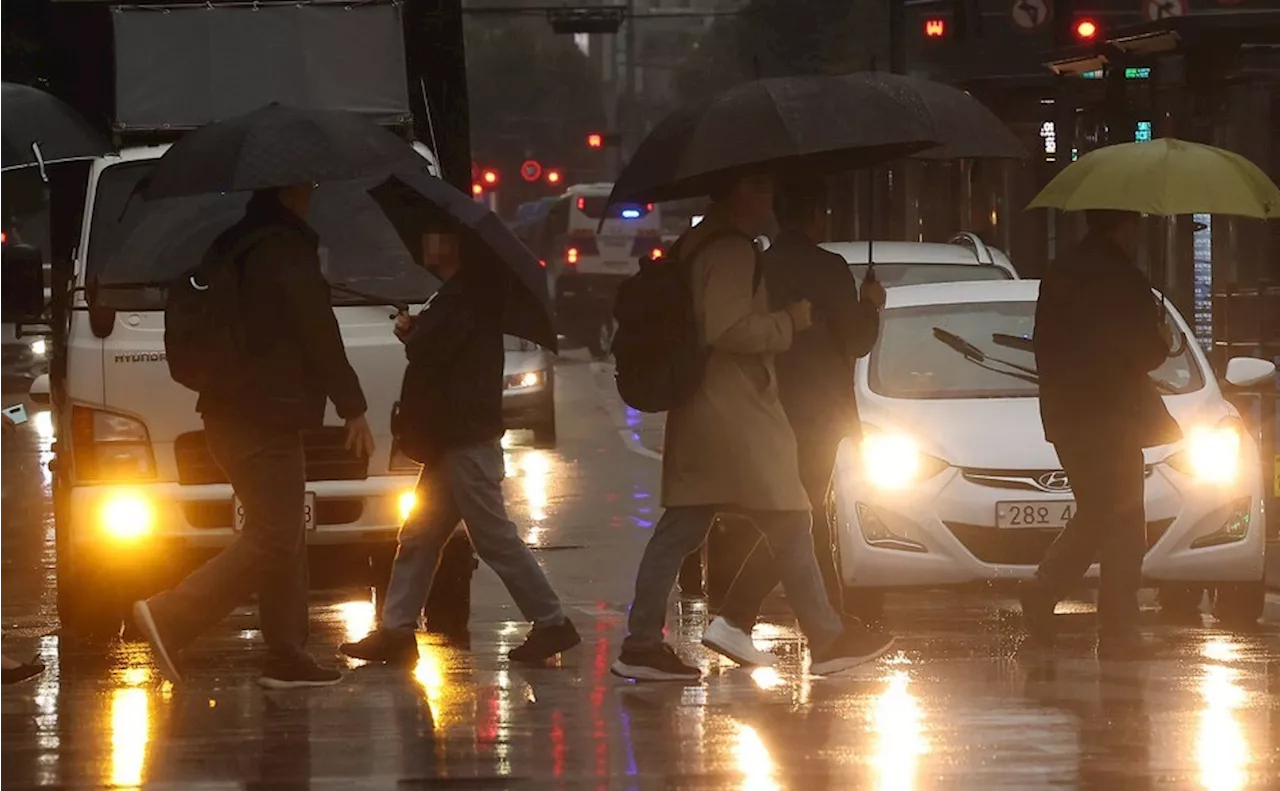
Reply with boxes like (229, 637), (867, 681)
(701, 635), (777, 668)
(256, 675), (343, 690)
(811, 636), (897, 676)
(610, 660), (701, 683)
(132, 601), (183, 685)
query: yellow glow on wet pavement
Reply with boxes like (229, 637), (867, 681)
(1197, 663), (1249, 791)
(336, 599), (376, 646)
(872, 670), (926, 791)
(732, 722), (779, 791)
(109, 687), (150, 789)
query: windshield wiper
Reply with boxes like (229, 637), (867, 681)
(931, 327), (1040, 386)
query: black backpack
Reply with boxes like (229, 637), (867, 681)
(612, 230), (756, 413)
(164, 227), (275, 394)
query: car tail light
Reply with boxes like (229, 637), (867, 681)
(71, 406), (157, 482)
(566, 247), (579, 266)
(650, 248), (664, 260)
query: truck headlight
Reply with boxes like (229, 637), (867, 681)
(30, 338), (47, 357)
(100, 491), (155, 540)
(860, 431), (948, 491)
(71, 406), (157, 482)
(1165, 420), (1242, 485)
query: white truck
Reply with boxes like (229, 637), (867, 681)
(13, 0), (455, 635)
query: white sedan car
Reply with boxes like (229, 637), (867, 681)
(831, 280), (1275, 625)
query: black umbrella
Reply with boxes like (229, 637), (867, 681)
(844, 73), (1027, 160)
(2, 82), (113, 173)
(607, 74), (939, 205)
(369, 169), (557, 352)
(142, 103), (423, 199)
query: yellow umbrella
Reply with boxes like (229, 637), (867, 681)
(1028, 138), (1280, 219)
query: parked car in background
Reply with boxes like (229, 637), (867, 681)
(503, 335), (555, 445)
(831, 279), (1274, 626)
(822, 232), (1018, 286)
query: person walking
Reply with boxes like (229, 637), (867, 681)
(1020, 209), (1178, 660)
(702, 174), (885, 667)
(2, 411), (45, 686)
(610, 173), (895, 682)
(133, 185), (376, 688)
(340, 228), (580, 666)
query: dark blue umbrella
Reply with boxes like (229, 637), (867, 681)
(369, 168), (557, 352)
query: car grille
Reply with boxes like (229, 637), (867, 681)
(174, 428), (368, 485)
(183, 498), (364, 529)
(942, 518), (1175, 565)
(961, 466), (1156, 494)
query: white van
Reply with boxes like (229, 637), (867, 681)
(31, 143), (441, 634)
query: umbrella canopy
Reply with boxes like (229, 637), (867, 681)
(1028, 138), (1280, 219)
(2, 82), (113, 172)
(142, 103), (423, 199)
(844, 73), (1026, 160)
(370, 170), (557, 351)
(608, 74), (938, 205)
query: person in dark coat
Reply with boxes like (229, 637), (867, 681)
(1020, 209), (1179, 660)
(134, 185), (375, 688)
(700, 174), (886, 667)
(341, 229), (580, 666)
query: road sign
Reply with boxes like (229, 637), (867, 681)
(520, 160), (543, 182)
(1011, 0), (1051, 30)
(1143, 0), (1187, 21)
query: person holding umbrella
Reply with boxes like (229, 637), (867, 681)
(1020, 138), (1280, 659)
(340, 218), (580, 666)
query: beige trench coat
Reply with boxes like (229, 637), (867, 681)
(660, 213), (809, 512)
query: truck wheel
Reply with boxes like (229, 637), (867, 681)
(1211, 582), (1265, 627)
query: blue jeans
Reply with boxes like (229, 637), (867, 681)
(381, 441), (566, 631)
(622, 506), (843, 653)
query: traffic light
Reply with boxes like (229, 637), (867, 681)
(545, 169), (563, 185)
(471, 183), (483, 197)
(481, 168), (499, 187)
(587, 133), (604, 149)
(1075, 18), (1099, 41)
(924, 18), (946, 38)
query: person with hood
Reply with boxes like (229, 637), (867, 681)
(611, 173), (895, 682)
(1020, 209), (1178, 659)
(701, 174), (885, 667)
(133, 185), (375, 688)
(340, 227), (580, 666)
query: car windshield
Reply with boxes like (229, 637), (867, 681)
(848, 263), (1012, 287)
(86, 160), (436, 310)
(869, 300), (1205, 399)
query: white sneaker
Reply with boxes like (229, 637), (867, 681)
(701, 617), (778, 667)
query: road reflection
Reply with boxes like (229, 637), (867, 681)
(1197, 639), (1249, 791)
(109, 666), (151, 789)
(732, 722), (779, 791)
(872, 670), (926, 791)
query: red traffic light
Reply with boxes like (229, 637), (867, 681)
(1075, 19), (1098, 40)
(545, 169), (563, 185)
(586, 133), (604, 149)
(481, 168), (499, 186)
(924, 18), (946, 38)
(471, 183), (483, 196)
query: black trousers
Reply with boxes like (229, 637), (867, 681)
(1035, 440), (1147, 635)
(716, 430), (844, 631)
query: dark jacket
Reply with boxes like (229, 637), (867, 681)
(197, 193), (367, 430)
(763, 230), (880, 439)
(1034, 232), (1179, 449)
(396, 271), (504, 464)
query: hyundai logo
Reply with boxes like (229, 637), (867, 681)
(1037, 470), (1072, 492)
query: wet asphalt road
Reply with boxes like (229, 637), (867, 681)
(3, 355), (1280, 789)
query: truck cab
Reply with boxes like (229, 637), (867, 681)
(40, 140), (441, 634)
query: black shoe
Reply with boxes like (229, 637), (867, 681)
(1018, 580), (1057, 648)
(508, 619), (582, 664)
(2, 661), (44, 685)
(611, 644), (702, 682)
(810, 627), (896, 676)
(340, 629), (419, 665)
(258, 655), (343, 689)
(1097, 631), (1156, 662)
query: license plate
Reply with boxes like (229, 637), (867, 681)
(996, 500), (1075, 529)
(234, 492), (316, 532)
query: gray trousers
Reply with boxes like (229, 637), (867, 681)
(622, 506), (844, 653)
(151, 418), (310, 658)
(381, 440), (566, 631)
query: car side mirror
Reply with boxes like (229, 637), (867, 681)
(1223, 357), (1277, 389)
(2, 243), (46, 324)
(29, 374), (51, 405)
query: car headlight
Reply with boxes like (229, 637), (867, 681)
(398, 490), (419, 523)
(505, 371), (544, 391)
(99, 491), (155, 540)
(859, 430), (948, 491)
(30, 338), (47, 357)
(71, 406), (156, 482)
(1164, 419), (1242, 485)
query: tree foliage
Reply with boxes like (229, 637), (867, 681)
(673, 0), (888, 106)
